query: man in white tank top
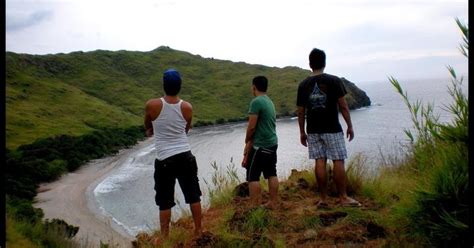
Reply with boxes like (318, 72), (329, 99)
(144, 69), (202, 239)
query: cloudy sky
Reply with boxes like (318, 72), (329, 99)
(6, 0), (468, 83)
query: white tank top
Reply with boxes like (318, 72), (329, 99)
(152, 98), (191, 160)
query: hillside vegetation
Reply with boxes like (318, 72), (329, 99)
(6, 47), (370, 149)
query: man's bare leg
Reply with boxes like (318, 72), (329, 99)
(265, 176), (279, 209)
(159, 209), (171, 238)
(315, 158), (328, 203)
(333, 160), (359, 205)
(333, 160), (348, 199)
(190, 202), (202, 236)
(248, 181), (261, 207)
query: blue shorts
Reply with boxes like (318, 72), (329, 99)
(307, 132), (347, 160)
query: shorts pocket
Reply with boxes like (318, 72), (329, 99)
(258, 147), (277, 165)
(187, 154), (198, 174)
(155, 159), (168, 171)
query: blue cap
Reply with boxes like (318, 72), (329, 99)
(163, 69), (182, 84)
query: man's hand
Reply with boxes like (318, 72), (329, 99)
(241, 152), (249, 168)
(300, 133), (307, 147)
(346, 126), (354, 141)
(146, 128), (153, 137)
(297, 106), (307, 147)
(241, 141), (253, 168)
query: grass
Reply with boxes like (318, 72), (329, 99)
(6, 75), (140, 149)
(384, 20), (469, 245)
(203, 159), (242, 207)
(133, 138), (466, 247)
(6, 216), (38, 248)
(382, 19), (469, 247)
(301, 215), (321, 229)
(6, 216), (79, 248)
(134, 154), (396, 247)
(242, 207), (278, 234)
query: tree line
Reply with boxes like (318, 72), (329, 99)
(6, 125), (146, 246)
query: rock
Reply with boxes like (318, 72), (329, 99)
(318, 211), (348, 226)
(233, 182), (249, 197)
(190, 231), (219, 248)
(303, 229), (318, 239)
(297, 178), (310, 189)
(251, 233), (275, 248)
(366, 221), (386, 239)
(341, 77), (371, 110)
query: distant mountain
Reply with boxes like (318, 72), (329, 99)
(6, 46), (370, 149)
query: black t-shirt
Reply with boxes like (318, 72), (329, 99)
(296, 73), (347, 134)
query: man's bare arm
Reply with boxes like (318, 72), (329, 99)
(245, 114), (258, 144)
(297, 106), (307, 147)
(337, 97), (354, 141)
(144, 99), (163, 137)
(181, 101), (193, 134)
(144, 101), (154, 137)
(242, 114), (257, 167)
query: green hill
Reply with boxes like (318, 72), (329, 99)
(6, 46), (370, 149)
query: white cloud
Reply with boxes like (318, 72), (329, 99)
(5, 0), (468, 82)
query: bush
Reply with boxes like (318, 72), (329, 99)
(388, 18), (469, 247)
(6, 125), (146, 247)
(6, 125), (146, 201)
(7, 198), (44, 222)
(44, 219), (79, 239)
(405, 142), (468, 246)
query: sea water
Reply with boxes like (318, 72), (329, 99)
(93, 77), (467, 237)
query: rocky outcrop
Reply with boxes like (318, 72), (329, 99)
(341, 77), (371, 110)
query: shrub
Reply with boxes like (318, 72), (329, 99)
(203, 160), (242, 207)
(242, 207), (277, 233)
(388, 18), (469, 247)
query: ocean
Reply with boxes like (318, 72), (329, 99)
(92, 77), (467, 237)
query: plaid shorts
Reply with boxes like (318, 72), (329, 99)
(307, 132), (347, 160)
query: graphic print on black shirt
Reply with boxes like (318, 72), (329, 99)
(296, 73), (347, 134)
(309, 81), (327, 110)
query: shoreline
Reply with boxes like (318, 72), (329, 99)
(34, 138), (154, 248)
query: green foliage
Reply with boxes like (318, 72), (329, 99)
(404, 142), (468, 246)
(389, 77), (440, 145)
(6, 126), (145, 202)
(204, 159), (242, 206)
(242, 207), (277, 233)
(6, 126), (145, 247)
(7, 215), (80, 248)
(455, 18), (468, 57)
(437, 66), (469, 144)
(387, 18), (469, 247)
(302, 216), (321, 229)
(7, 198), (44, 222)
(345, 153), (371, 196)
(43, 219), (79, 239)
(99, 241), (111, 248)
(6, 216), (38, 248)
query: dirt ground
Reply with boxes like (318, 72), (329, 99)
(135, 169), (390, 248)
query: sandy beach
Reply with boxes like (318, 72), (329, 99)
(34, 138), (154, 248)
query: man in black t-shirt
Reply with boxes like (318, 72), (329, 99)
(296, 48), (361, 208)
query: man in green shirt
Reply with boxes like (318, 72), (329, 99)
(242, 76), (279, 209)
